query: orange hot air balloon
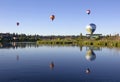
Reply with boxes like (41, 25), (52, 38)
(86, 10), (91, 15)
(50, 15), (55, 21)
(16, 22), (19, 26)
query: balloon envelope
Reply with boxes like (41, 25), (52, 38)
(16, 22), (19, 26)
(86, 23), (96, 34)
(86, 10), (91, 15)
(50, 15), (55, 21)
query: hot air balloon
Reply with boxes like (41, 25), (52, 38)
(86, 10), (91, 15)
(86, 23), (96, 34)
(50, 15), (55, 21)
(16, 22), (19, 26)
(85, 49), (96, 61)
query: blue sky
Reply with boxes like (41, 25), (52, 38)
(0, 0), (120, 35)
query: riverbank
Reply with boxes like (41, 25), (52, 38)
(37, 40), (120, 47)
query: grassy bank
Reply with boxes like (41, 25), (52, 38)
(78, 40), (120, 47)
(37, 40), (78, 45)
(37, 39), (120, 47)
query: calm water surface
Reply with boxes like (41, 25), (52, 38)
(0, 43), (120, 82)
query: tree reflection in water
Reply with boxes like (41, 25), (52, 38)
(16, 55), (19, 61)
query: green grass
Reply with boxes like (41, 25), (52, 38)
(77, 40), (120, 47)
(37, 39), (120, 47)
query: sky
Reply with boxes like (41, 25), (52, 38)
(0, 0), (120, 35)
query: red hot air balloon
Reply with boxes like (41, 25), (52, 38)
(86, 10), (91, 15)
(50, 15), (55, 21)
(16, 22), (19, 26)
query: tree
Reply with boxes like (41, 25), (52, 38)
(80, 33), (83, 39)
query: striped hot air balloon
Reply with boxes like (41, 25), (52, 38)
(86, 23), (96, 34)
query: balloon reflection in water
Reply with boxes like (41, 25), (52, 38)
(49, 61), (54, 69)
(86, 68), (90, 74)
(86, 49), (96, 61)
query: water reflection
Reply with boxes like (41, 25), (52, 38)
(85, 47), (98, 75)
(0, 44), (120, 82)
(86, 68), (91, 74)
(79, 46), (83, 51)
(0, 42), (78, 49)
(86, 46), (102, 51)
(16, 55), (19, 61)
(49, 61), (54, 70)
(86, 49), (96, 61)
(0, 42), (39, 49)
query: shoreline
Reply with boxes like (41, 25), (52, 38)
(37, 40), (120, 47)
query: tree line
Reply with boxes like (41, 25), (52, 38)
(0, 33), (120, 42)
